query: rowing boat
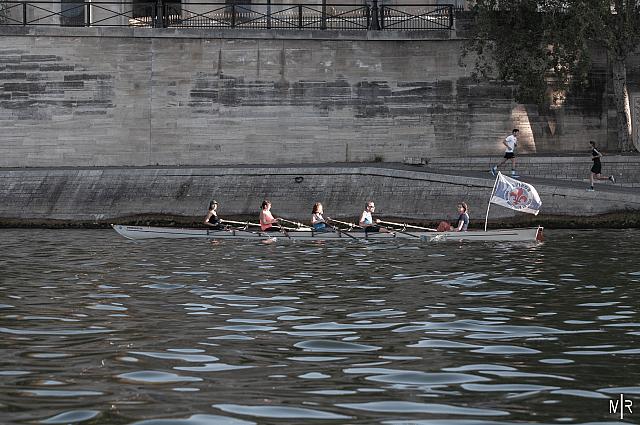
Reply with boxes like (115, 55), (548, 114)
(111, 224), (543, 242)
(112, 172), (546, 243)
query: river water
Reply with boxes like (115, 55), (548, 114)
(0, 228), (638, 425)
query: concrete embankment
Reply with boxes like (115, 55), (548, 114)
(1, 163), (639, 229)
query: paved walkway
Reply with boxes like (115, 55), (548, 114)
(394, 163), (636, 195)
(3, 160), (635, 194)
(201, 160), (638, 195)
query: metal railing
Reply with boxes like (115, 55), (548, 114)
(0, 1), (455, 30)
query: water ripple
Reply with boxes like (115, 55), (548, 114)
(294, 340), (381, 352)
(117, 371), (202, 384)
(293, 321), (401, 330)
(364, 372), (490, 385)
(175, 364), (253, 372)
(0, 326), (114, 335)
(336, 401), (508, 416)
(213, 404), (350, 419)
(130, 351), (219, 363)
(462, 384), (559, 392)
(40, 410), (100, 424)
(130, 414), (255, 425)
(408, 339), (480, 349)
(245, 306), (298, 314)
(471, 345), (541, 354)
(597, 386), (640, 395)
(20, 389), (103, 397)
(550, 389), (609, 399)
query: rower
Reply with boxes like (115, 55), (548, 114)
(259, 200), (283, 232)
(203, 199), (223, 230)
(311, 202), (329, 232)
(359, 201), (392, 234)
(437, 202), (469, 232)
(452, 202), (469, 232)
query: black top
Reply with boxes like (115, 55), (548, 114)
(206, 213), (220, 226)
(458, 212), (469, 231)
(591, 148), (601, 166)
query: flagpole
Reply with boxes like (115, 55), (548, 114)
(484, 172), (500, 232)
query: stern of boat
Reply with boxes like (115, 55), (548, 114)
(535, 226), (544, 242)
(111, 224), (134, 240)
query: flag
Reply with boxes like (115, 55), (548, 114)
(490, 172), (542, 215)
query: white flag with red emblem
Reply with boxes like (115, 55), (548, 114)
(491, 172), (542, 215)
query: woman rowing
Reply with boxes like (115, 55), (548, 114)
(452, 202), (469, 232)
(311, 202), (329, 232)
(359, 201), (392, 234)
(259, 199), (283, 232)
(437, 202), (469, 232)
(203, 199), (223, 230)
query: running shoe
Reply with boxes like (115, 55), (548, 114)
(586, 187), (595, 192)
(490, 166), (497, 176)
(609, 175), (616, 184)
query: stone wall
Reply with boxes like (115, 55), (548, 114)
(2, 167), (639, 227)
(1, 26), (637, 168)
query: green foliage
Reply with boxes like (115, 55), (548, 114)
(465, 0), (640, 105)
(0, 1), (8, 24)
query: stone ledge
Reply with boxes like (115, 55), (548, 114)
(1, 166), (639, 227)
(0, 26), (461, 41)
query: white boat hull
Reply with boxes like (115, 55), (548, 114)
(112, 224), (543, 242)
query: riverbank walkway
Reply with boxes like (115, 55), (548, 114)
(1, 154), (639, 227)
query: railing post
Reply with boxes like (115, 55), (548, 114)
(86, 2), (91, 27)
(267, 0), (271, 29)
(231, 4), (235, 28)
(163, 1), (168, 27)
(365, 3), (370, 30)
(448, 4), (453, 29)
(321, 0), (326, 30)
(379, 3), (384, 29)
(22, 2), (27, 25)
(298, 4), (302, 29)
(154, 0), (163, 28)
(369, 0), (380, 30)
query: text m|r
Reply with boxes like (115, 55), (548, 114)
(610, 395), (633, 419)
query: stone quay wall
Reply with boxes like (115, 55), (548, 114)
(1, 25), (640, 168)
(2, 167), (640, 227)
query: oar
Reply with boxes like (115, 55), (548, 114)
(382, 225), (420, 239)
(279, 218), (312, 229)
(377, 220), (437, 232)
(326, 218), (372, 241)
(328, 218), (363, 230)
(329, 217), (395, 236)
(325, 222), (361, 241)
(279, 225), (300, 232)
(279, 217), (359, 240)
(258, 225), (292, 241)
(220, 219), (261, 228)
(259, 217), (293, 239)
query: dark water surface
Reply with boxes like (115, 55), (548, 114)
(1, 229), (638, 425)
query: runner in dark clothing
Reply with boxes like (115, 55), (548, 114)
(587, 141), (615, 191)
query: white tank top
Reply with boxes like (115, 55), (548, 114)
(361, 211), (372, 225)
